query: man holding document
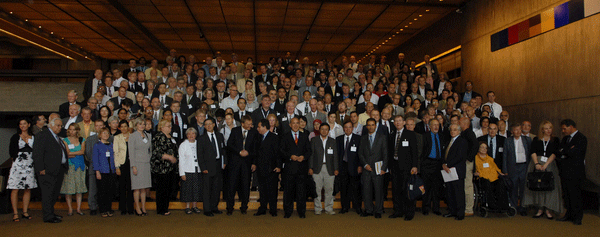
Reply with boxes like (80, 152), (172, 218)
(359, 118), (388, 218)
(442, 124), (468, 220)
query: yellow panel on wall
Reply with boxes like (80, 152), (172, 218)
(540, 8), (555, 33)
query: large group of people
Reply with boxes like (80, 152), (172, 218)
(6, 50), (587, 226)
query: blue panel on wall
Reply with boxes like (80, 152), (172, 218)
(554, 2), (570, 28)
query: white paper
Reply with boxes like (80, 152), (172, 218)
(173, 132), (178, 137)
(483, 163), (490, 168)
(441, 167), (459, 182)
(282, 117), (287, 121)
(90, 132), (96, 136)
(183, 124), (187, 129)
(105, 151), (110, 157)
(375, 161), (383, 175)
(163, 104), (168, 108)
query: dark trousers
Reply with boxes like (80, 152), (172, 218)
(391, 169), (415, 216)
(226, 161), (251, 211)
(96, 173), (116, 214)
(509, 164), (527, 211)
(561, 177), (583, 221)
(38, 168), (66, 221)
(338, 171), (361, 211)
(283, 172), (306, 215)
(446, 178), (465, 218)
(362, 172), (384, 214)
(155, 172), (174, 214)
(202, 162), (223, 213)
(480, 178), (508, 210)
(421, 158), (443, 212)
(257, 171), (279, 213)
(118, 158), (134, 213)
(382, 173), (391, 199)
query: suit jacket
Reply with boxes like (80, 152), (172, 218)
(254, 74), (272, 93)
(59, 102), (84, 119)
(278, 113), (298, 135)
(273, 98), (288, 115)
(377, 94), (392, 112)
(280, 131), (311, 175)
(361, 122), (389, 138)
(109, 97), (134, 110)
(76, 121), (96, 139)
(477, 135), (505, 170)
(502, 136), (532, 176)
(306, 111), (327, 132)
(233, 110), (250, 122)
(197, 132), (227, 177)
(422, 132), (446, 161)
(358, 132), (388, 174)
(152, 95), (174, 109)
(415, 121), (430, 134)
(251, 107), (276, 127)
(254, 131), (282, 176)
(308, 136), (338, 175)
(226, 127), (258, 166)
(32, 129), (67, 176)
(445, 136), (468, 179)
(461, 128), (479, 162)
(557, 131), (587, 180)
(388, 129), (418, 172)
(336, 134), (361, 176)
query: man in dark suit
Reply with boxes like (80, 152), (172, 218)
(59, 90), (84, 119)
(556, 119), (587, 225)
(109, 87), (134, 111)
(255, 65), (272, 93)
(421, 119), (445, 216)
(273, 88), (288, 115)
(278, 101), (298, 135)
(308, 123), (339, 215)
(60, 104), (83, 137)
(443, 124), (468, 220)
(225, 115), (257, 215)
(253, 119), (282, 217)
(83, 69), (104, 104)
(32, 118), (68, 223)
(477, 123), (505, 170)
(359, 118), (388, 218)
(415, 114), (431, 134)
(337, 121), (362, 215)
(388, 115), (419, 220)
(280, 117), (311, 218)
(459, 117), (479, 217)
(459, 81), (481, 104)
(361, 110), (389, 137)
(183, 85), (201, 115)
(502, 123), (532, 216)
(197, 117), (227, 217)
(251, 96), (276, 128)
(122, 58), (139, 77)
(233, 98), (250, 122)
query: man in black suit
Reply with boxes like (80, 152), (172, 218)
(359, 118), (388, 218)
(477, 123), (505, 170)
(280, 117), (311, 218)
(226, 115), (257, 215)
(273, 87), (288, 115)
(278, 101), (298, 135)
(251, 96), (276, 128)
(253, 119), (282, 217)
(443, 124), (468, 220)
(197, 118), (227, 217)
(459, 81), (481, 104)
(255, 65), (271, 93)
(59, 90), (84, 119)
(459, 117), (479, 217)
(32, 118), (68, 223)
(387, 115), (419, 220)
(337, 120), (362, 214)
(109, 87), (134, 111)
(421, 119), (445, 216)
(122, 58), (138, 78)
(415, 114), (431, 134)
(361, 109), (389, 137)
(234, 98), (250, 123)
(183, 85), (201, 116)
(83, 69), (104, 104)
(556, 119), (587, 225)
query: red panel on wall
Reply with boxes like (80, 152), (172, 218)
(508, 24), (519, 45)
(517, 19), (530, 41)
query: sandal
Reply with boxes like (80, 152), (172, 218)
(162, 211), (171, 216)
(76, 211), (85, 216)
(192, 207), (202, 214)
(13, 214), (20, 222)
(101, 212), (109, 218)
(185, 208), (193, 214)
(22, 212), (32, 220)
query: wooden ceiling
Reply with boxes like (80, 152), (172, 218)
(0, 0), (465, 63)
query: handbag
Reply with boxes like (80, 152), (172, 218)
(526, 170), (554, 191)
(407, 174), (426, 201)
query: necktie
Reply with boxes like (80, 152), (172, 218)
(294, 133), (298, 145)
(56, 136), (67, 164)
(243, 130), (247, 148)
(435, 133), (441, 159)
(489, 137), (495, 159)
(340, 114), (344, 122)
(211, 134), (219, 159)
(343, 136), (349, 162)
(160, 96), (165, 106)
(567, 136), (572, 143)
(304, 103), (309, 115)
(153, 111), (158, 121)
(175, 114), (179, 126)
(369, 135), (374, 148)
(445, 138), (454, 160)
(425, 124), (429, 132)
(394, 131), (401, 159)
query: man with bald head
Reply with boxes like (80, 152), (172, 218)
(306, 98), (326, 132)
(521, 121), (536, 139)
(459, 116), (478, 217)
(59, 90), (84, 119)
(84, 69), (104, 103)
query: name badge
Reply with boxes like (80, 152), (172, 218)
(327, 148), (333, 155)
(142, 138), (148, 143)
(282, 117), (288, 121)
(561, 155), (567, 159)
(163, 104), (168, 108)
(277, 112), (280, 116)
(350, 146), (357, 152)
(173, 132), (178, 137)
(171, 138), (176, 144)
(409, 184), (413, 190)
(540, 156), (548, 163)
(183, 124), (188, 129)
(402, 140), (409, 147)
(90, 132), (96, 136)
(105, 151), (110, 157)
(498, 147), (503, 152)
(210, 104), (216, 109)
(68, 144), (75, 149)
(188, 104), (193, 109)
(483, 163), (490, 168)
(336, 93), (340, 97)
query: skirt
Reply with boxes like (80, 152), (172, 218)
(60, 165), (88, 195)
(522, 160), (563, 213)
(180, 172), (203, 202)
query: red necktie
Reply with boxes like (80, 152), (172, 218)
(175, 114), (179, 126)
(294, 133), (298, 145)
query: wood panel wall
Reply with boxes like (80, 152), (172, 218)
(460, 0), (600, 185)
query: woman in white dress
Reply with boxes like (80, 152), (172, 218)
(7, 118), (37, 222)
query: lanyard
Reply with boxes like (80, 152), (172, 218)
(542, 138), (549, 155)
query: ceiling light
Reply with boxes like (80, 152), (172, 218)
(405, 25), (408, 28)
(382, 42), (385, 45)
(426, 9), (430, 12)
(396, 31), (400, 34)
(85, 56), (88, 58)
(38, 26), (42, 28)
(385, 40), (388, 42)
(392, 35), (396, 37)
(9, 12), (13, 14)
(400, 29), (404, 31)
(414, 18), (418, 21)
(388, 37), (392, 39)
(51, 32), (53, 34)
(419, 15), (422, 17)
(25, 19), (28, 21)
(409, 22), (412, 24)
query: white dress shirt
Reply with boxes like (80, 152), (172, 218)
(514, 137), (526, 163)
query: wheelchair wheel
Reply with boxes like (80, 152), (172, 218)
(507, 206), (517, 217)
(473, 183), (479, 212)
(479, 207), (488, 218)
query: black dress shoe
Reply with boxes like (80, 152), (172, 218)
(360, 212), (372, 217)
(284, 213), (291, 218)
(356, 209), (363, 215)
(374, 213), (381, 219)
(204, 212), (214, 217)
(557, 216), (572, 222)
(299, 213), (306, 218)
(213, 210), (223, 214)
(455, 216), (464, 220)
(226, 210), (233, 216)
(44, 218), (62, 223)
(340, 209), (348, 214)
(404, 215), (414, 221)
(254, 211), (266, 216)
(388, 213), (403, 219)
(121, 211), (128, 215)
(422, 211), (429, 216)
(433, 211), (442, 216)
(90, 210), (97, 216)
(54, 215), (63, 220)
(573, 220), (582, 225)
(270, 212), (278, 217)
(519, 211), (528, 216)
(443, 213), (455, 218)
(241, 210), (247, 214)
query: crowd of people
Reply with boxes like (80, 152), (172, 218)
(6, 50), (587, 225)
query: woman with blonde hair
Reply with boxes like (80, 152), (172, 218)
(60, 123), (87, 216)
(129, 118), (152, 216)
(151, 119), (178, 216)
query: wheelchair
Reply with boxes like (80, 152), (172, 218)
(473, 175), (517, 218)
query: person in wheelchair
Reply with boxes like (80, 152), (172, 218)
(474, 142), (509, 210)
